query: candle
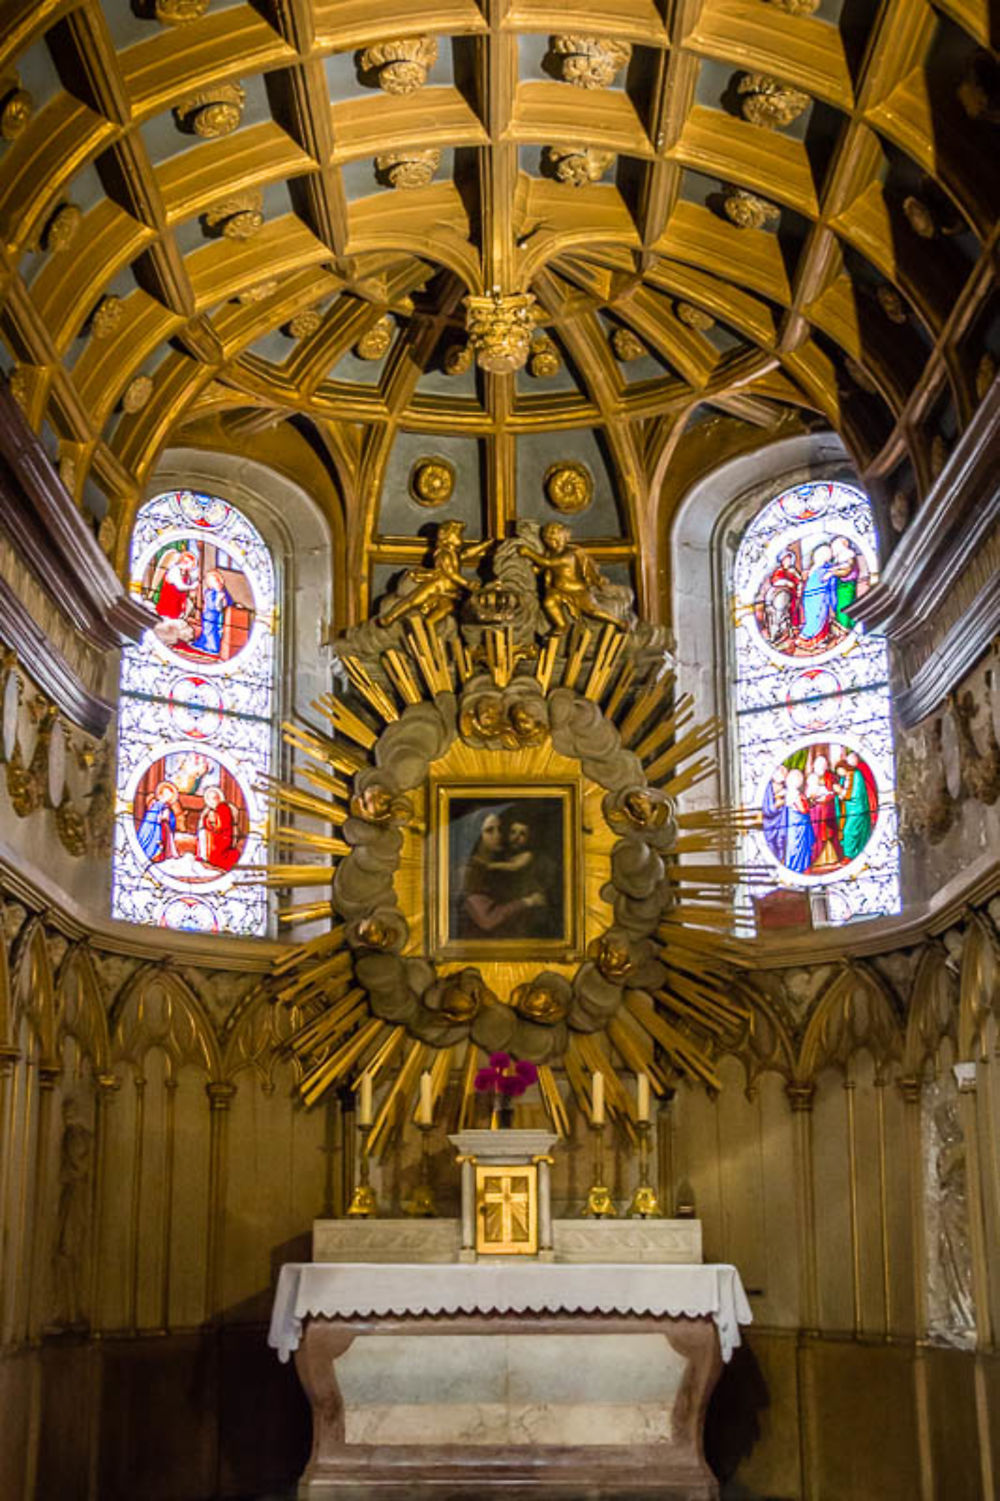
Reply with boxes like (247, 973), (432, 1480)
(636, 1072), (650, 1123)
(358, 1072), (373, 1127)
(591, 1070), (605, 1126)
(419, 1070), (433, 1126)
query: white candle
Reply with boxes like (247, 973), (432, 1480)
(636, 1072), (650, 1124)
(591, 1070), (605, 1126)
(358, 1072), (373, 1127)
(419, 1070), (433, 1126)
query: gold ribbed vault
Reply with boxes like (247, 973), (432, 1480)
(0, 0), (997, 614)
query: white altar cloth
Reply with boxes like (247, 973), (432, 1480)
(269, 1261), (752, 1366)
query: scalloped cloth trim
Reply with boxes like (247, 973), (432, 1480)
(269, 1261), (752, 1365)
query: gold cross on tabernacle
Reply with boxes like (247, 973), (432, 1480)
(481, 1172), (530, 1246)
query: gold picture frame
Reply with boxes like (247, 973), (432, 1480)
(431, 781), (580, 961)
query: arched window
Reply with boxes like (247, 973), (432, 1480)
(732, 479), (901, 925)
(112, 490), (276, 936)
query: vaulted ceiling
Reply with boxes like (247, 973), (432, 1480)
(0, 0), (997, 616)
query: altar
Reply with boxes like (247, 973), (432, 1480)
(270, 1248), (751, 1499)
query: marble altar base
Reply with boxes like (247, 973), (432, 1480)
(293, 1312), (723, 1499)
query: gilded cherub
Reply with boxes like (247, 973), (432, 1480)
(459, 693), (506, 743)
(517, 522), (622, 633)
(378, 520), (491, 629)
(512, 975), (570, 1025)
(590, 933), (634, 983)
(350, 784), (410, 826)
(502, 701), (547, 749)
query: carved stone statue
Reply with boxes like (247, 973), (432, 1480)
(517, 522), (627, 633)
(925, 1091), (976, 1347)
(376, 521), (491, 629)
(52, 1098), (93, 1329)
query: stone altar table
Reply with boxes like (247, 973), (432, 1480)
(269, 1261), (751, 1498)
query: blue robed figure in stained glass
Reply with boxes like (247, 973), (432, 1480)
(136, 781), (180, 863)
(191, 569), (231, 656)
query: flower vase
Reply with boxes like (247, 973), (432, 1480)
(490, 1094), (515, 1129)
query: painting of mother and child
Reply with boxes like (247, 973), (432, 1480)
(447, 795), (569, 948)
(756, 533), (869, 658)
(133, 752), (247, 884)
(141, 537), (255, 664)
(762, 744), (880, 879)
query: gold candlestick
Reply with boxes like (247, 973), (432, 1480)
(627, 1120), (661, 1218)
(346, 1123), (377, 1217)
(405, 1122), (437, 1217)
(582, 1121), (617, 1218)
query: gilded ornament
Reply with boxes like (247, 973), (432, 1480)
(610, 326), (645, 362)
(355, 314), (394, 360)
(723, 188), (781, 230)
(544, 460), (593, 515)
(957, 57), (1000, 125)
(97, 514), (117, 555)
(8, 365), (28, 412)
(550, 35), (632, 90)
(236, 279), (278, 304)
(288, 308), (322, 339)
(459, 693), (506, 742)
(675, 301), (714, 331)
(517, 522), (624, 633)
(59, 453), (77, 493)
(355, 916), (396, 950)
(204, 190), (264, 239)
(376, 520), (491, 629)
(410, 458), (455, 508)
(91, 296), (124, 340)
(443, 342), (473, 376)
(761, 0), (820, 11)
(464, 290), (539, 375)
(0, 86), (32, 141)
(590, 933), (634, 983)
(174, 83), (246, 138)
(349, 784), (411, 826)
(889, 490), (911, 534)
(545, 144), (615, 187)
(930, 434), (947, 478)
(55, 803), (88, 858)
(375, 148), (441, 189)
(876, 284), (907, 324)
(512, 976), (570, 1025)
(528, 333), (561, 378)
(359, 36), (438, 96)
(122, 374), (153, 413)
(428, 969), (493, 1022)
(737, 72), (810, 129)
(155, 0), (210, 21)
(504, 701), (547, 749)
(45, 203), (82, 253)
(975, 352), (996, 401)
(610, 787), (673, 834)
(903, 195), (936, 239)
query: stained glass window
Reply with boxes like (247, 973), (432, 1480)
(732, 480), (901, 925)
(112, 491), (275, 935)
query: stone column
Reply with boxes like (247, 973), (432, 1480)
(536, 1155), (554, 1256)
(204, 1081), (236, 1324)
(458, 1156), (476, 1257)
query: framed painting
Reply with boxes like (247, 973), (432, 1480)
(431, 782), (579, 960)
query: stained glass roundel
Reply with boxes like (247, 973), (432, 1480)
(733, 480), (900, 925)
(112, 491), (275, 935)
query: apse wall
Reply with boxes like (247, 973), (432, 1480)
(1, 886), (999, 1500)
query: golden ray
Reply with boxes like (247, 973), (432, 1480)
(275, 827), (350, 856)
(633, 695), (694, 761)
(457, 1043), (481, 1131)
(643, 718), (720, 781)
(313, 693), (377, 749)
(272, 923), (346, 976)
(277, 900), (335, 927)
(534, 635), (558, 694)
(617, 674), (673, 747)
(299, 1016), (386, 1108)
(583, 626), (627, 703)
(537, 1064), (571, 1137)
(369, 1040), (428, 1156)
(382, 648), (424, 704)
(562, 623), (592, 689)
(604, 659), (635, 723)
(339, 654), (399, 721)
